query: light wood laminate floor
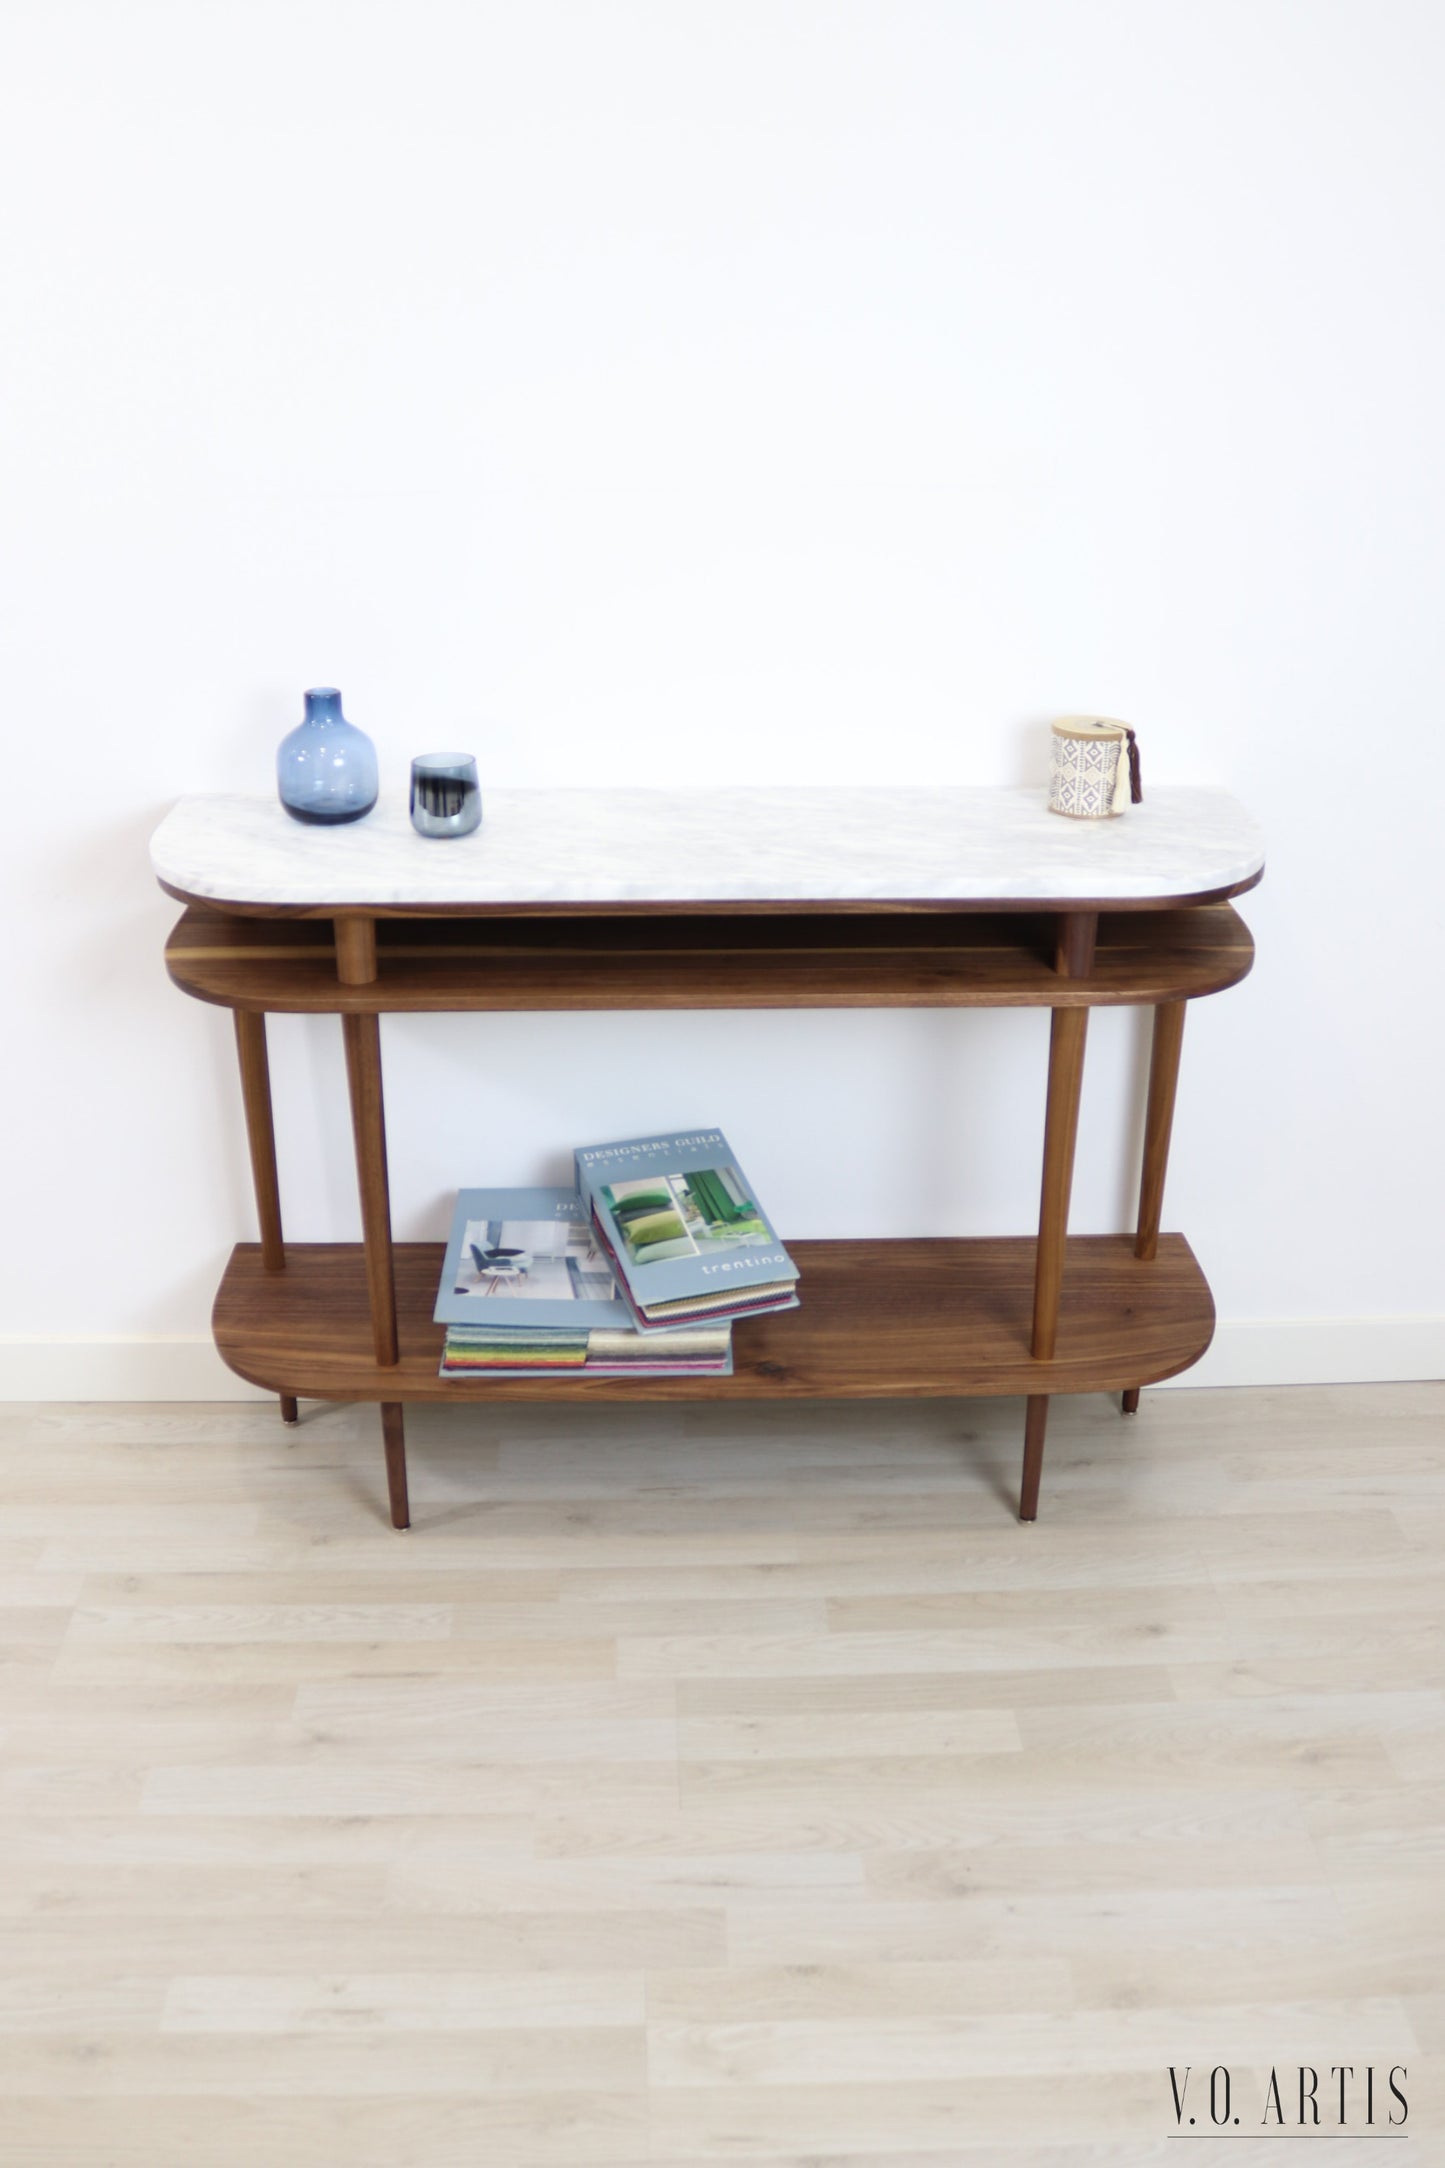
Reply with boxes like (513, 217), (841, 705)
(0, 1384), (1440, 2164)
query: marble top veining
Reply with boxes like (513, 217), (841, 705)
(150, 787), (1263, 912)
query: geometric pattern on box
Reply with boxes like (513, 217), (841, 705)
(1048, 724), (1124, 819)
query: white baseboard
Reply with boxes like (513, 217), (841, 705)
(0, 1339), (271, 1401)
(0, 1320), (1440, 1401)
(1158, 1316), (1445, 1390)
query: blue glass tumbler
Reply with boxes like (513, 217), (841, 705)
(276, 688), (379, 825)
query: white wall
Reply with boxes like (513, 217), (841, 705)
(1, 0), (1441, 1395)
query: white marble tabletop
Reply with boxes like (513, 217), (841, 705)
(150, 787), (1263, 912)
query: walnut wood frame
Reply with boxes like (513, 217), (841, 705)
(169, 895), (1256, 1529)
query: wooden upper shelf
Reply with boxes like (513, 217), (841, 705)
(150, 787), (1265, 917)
(166, 903), (1254, 1013)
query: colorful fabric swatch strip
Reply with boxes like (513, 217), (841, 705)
(439, 1318), (731, 1379)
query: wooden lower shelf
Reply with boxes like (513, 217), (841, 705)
(213, 1236), (1214, 1403)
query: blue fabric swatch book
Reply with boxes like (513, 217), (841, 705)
(433, 1184), (734, 1377)
(575, 1128), (800, 1331)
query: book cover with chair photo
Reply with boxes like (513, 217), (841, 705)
(433, 1186), (626, 1328)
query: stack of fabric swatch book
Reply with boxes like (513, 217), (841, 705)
(434, 1129), (799, 1379)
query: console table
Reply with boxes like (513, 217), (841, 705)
(151, 785), (1262, 1530)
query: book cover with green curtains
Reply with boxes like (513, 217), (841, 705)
(575, 1128), (799, 1310)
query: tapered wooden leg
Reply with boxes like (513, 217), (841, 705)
(1022, 1002), (1089, 1521)
(233, 1011), (294, 1429)
(1136, 1000), (1187, 1262)
(342, 1011), (399, 1368)
(1020, 1394), (1049, 1521)
(1031, 1005), (1089, 1362)
(382, 1403), (410, 1529)
(1119, 1001), (1186, 1421)
(1019, 929), (1095, 1520)
(233, 1011), (285, 1272)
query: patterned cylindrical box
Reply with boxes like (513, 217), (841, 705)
(1047, 717), (1141, 819)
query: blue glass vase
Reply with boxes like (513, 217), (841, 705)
(276, 688), (379, 825)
